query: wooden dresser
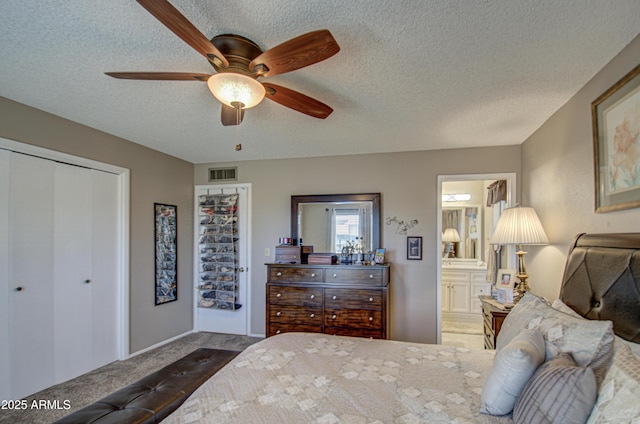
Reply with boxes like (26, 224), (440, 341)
(266, 263), (390, 339)
(480, 295), (511, 349)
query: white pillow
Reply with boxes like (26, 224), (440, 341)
(481, 328), (546, 416)
(497, 292), (614, 386)
(587, 342), (640, 423)
(553, 298), (640, 358)
(551, 298), (583, 319)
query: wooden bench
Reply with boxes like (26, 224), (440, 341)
(53, 348), (239, 424)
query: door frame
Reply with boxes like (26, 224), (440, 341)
(436, 172), (516, 344)
(193, 183), (253, 336)
(0, 137), (130, 360)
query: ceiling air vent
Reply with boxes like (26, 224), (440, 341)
(208, 167), (238, 182)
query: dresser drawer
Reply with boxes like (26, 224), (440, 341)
(324, 288), (382, 310)
(268, 285), (322, 306)
(269, 267), (323, 283)
(269, 323), (322, 337)
(324, 308), (382, 328)
(269, 305), (322, 325)
(325, 327), (383, 339)
(324, 268), (385, 286)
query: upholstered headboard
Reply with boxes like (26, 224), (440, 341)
(559, 233), (640, 343)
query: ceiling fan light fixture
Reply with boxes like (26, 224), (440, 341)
(207, 73), (265, 109)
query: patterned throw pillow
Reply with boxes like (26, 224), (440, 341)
(586, 343), (640, 423)
(496, 292), (614, 385)
(481, 328), (546, 416)
(513, 352), (597, 424)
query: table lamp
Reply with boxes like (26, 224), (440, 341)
(442, 228), (461, 258)
(489, 206), (548, 299)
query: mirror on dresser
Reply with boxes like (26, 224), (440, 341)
(291, 193), (381, 253)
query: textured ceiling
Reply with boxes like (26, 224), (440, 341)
(0, 1), (639, 164)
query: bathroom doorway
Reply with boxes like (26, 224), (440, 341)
(436, 173), (516, 346)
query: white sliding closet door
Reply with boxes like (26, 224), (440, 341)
(9, 154), (57, 398)
(5, 153), (120, 399)
(90, 170), (119, 368)
(0, 150), (9, 401)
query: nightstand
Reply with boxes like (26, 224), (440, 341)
(480, 296), (511, 349)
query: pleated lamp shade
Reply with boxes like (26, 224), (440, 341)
(489, 206), (548, 246)
(442, 228), (461, 243)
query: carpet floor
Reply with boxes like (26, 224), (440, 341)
(0, 332), (261, 424)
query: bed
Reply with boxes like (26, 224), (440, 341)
(165, 233), (640, 423)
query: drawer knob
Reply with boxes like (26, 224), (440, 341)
(369, 297), (374, 302)
(276, 330), (281, 334)
(310, 294), (315, 299)
(333, 273), (337, 278)
(276, 311), (281, 316)
(310, 313), (315, 318)
(332, 314), (337, 319)
(276, 293), (281, 298)
(369, 317), (374, 321)
(369, 274), (374, 279)
(332, 295), (337, 300)
(311, 273), (316, 277)
(276, 272), (282, 276)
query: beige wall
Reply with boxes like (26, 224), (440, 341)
(522, 34), (640, 302)
(196, 146), (521, 343)
(0, 97), (195, 354)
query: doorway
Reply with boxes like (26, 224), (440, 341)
(436, 173), (516, 346)
(194, 183), (252, 335)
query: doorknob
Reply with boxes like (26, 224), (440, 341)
(84, 279), (92, 284)
(15, 286), (24, 292)
(238, 267), (245, 272)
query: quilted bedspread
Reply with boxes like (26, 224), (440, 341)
(165, 332), (512, 423)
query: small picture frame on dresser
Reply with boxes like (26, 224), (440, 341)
(407, 236), (422, 260)
(374, 248), (386, 264)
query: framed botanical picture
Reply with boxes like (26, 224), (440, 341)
(592, 64), (640, 213)
(154, 203), (177, 305)
(407, 236), (422, 260)
(496, 268), (516, 289)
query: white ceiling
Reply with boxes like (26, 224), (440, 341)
(1, 1), (639, 164)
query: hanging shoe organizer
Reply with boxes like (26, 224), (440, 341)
(197, 193), (241, 310)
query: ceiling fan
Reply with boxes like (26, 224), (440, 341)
(106, 0), (340, 126)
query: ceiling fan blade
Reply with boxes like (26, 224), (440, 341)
(221, 104), (245, 126)
(263, 83), (333, 119)
(136, 0), (229, 67)
(249, 30), (339, 77)
(105, 72), (211, 81)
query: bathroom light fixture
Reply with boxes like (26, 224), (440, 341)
(489, 206), (548, 299)
(442, 193), (472, 202)
(207, 73), (266, 109)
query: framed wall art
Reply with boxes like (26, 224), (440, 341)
(407, 236), (422, 260)
(154, 203), (177, 305)
(592, 64), (640, 213)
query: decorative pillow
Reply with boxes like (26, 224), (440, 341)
(513, 352), (597, 424)
(497, 292), (614, 385)
(481, 328), (546, 416)
(586, 343), (640, 423)
(553, 298), (640, 358)
(551, 298), (583, 319)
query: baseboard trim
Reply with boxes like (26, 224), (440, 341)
(127, 329), (195, 359)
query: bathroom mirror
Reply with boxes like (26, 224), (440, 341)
(291, 193), (381, 253)
(442, 205), (482, 260)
